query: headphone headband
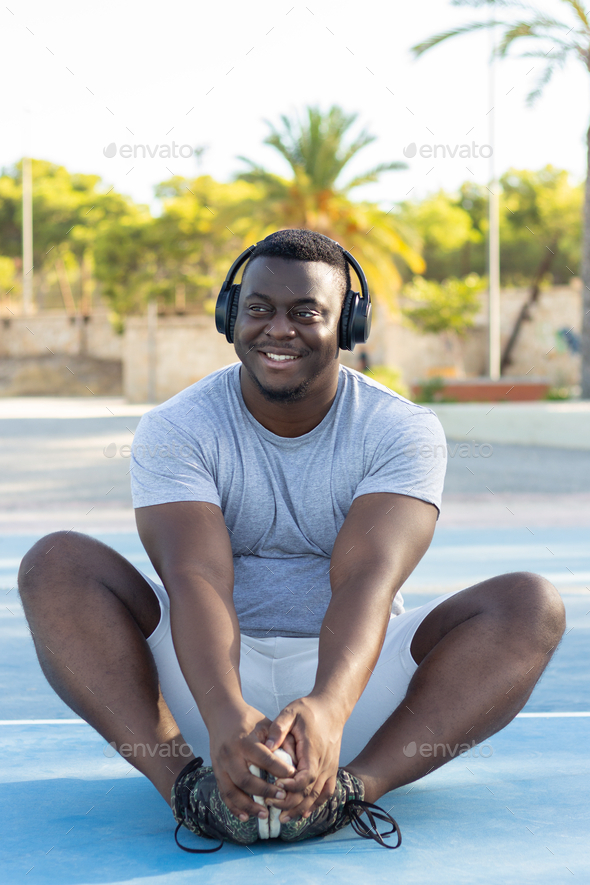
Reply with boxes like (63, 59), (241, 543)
(214, 239), (372, 351)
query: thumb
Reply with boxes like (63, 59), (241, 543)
(265, 707), (296, 751)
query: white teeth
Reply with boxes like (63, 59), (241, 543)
(264, 353), (298, 361)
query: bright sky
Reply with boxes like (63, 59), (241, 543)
(1, 0), (587, 215)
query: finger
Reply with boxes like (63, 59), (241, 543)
(278, 780), (323, 823)
(274, 751), (316, 793)
(247, 745), (297, 781)
(279, 770), (336, 822)
(265, 707), (297, 751)
(216, 769), (269, 821)
(214, 759), (285, 817)
(310, 773), (336, 812)
(282, 733), (297, 763)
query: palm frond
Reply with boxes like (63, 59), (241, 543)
(562, 0), (590, 31)
(515, 41), (580, 58)
(524, 47), (570, 103)
(497, 17), (579, 56)
(525, 61), (558, 104)
(451, 0), (535, 8)
(343, 163), (408, 192)
(412, 20), (503, 56)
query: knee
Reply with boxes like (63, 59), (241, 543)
(498, 571), (566, 646)
(18, 530), (91, 598)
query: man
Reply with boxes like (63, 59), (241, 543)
(18, 229), (565, 853)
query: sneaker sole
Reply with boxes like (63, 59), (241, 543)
(249, 747), (294, 839)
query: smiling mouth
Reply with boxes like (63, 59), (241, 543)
(258, 351), (303, 368)
(262, 350), (299, 362)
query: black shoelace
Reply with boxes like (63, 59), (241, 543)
(344, 799), (402, 849)
(174, 817), (224, 854)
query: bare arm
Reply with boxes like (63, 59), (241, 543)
(265, 492), (437, 820)
(135, 501), (295, 817)
(312, 492), (438, 718)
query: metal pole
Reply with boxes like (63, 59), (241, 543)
(22, 156), (33, 315)
(147, 300), (157, 402)
(488, 23), (501, 379)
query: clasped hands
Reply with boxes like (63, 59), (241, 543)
(208, 696), (344, 824)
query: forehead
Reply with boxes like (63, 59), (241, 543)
(241, 256), (343, 306)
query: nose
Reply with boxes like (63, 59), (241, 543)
(265, 308), (297, 339)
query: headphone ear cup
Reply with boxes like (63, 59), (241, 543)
(338, 290), (356, 351)
(227, 284), (241, 343)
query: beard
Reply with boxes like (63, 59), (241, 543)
(241, 360), (316, 404)
(237, 341), (338, 405)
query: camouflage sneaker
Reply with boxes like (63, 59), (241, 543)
(279, 767), (402, 849)
(171, 756), (268, 852)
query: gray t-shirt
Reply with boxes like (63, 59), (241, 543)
(131, 361), (447, 638)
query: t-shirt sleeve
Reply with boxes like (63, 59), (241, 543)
(352, 406), (447, 514)
(130, 411), (221, 509)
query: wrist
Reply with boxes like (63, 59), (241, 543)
(202, 695), (248, 730)
(305, 690), (350, 729)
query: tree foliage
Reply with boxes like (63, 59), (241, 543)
(402, 273), (486, 336)
(234, 105), (426, 314)
(412, 0), (590, 392)
(395, 168), (582, 285)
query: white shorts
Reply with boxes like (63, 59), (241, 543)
(143, 572), (466, 765)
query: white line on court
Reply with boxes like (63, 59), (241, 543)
(0, 719), (87, 725)
(1, 713), (590, 725)
(516, 712), (590, 718)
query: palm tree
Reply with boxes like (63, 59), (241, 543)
(232, 105), (425, 314)
(412, 0), (590, 396)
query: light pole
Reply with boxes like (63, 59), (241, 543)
(22, 155), (33, 315)
(487, 22), (501, 379)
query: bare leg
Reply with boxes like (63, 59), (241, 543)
(18, 530), (196, 804)
(345, 572), (566, 804)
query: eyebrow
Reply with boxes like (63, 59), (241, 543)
(244, 291), (325, 308)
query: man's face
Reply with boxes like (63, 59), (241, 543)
(233, 256), (344, 404)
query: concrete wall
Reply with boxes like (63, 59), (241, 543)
(0, 311), (123, 360)
(123, 315), (238, 403)
(122, 283), (582, 403)
(1, 281), (582, 401)
(378, 283), (581, 387)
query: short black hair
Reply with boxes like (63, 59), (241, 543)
(240, 229), (351, 307)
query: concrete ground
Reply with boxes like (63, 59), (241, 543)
(1, 396), (590, 527)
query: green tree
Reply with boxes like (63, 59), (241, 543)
(0, 160), (144, 315)
(499, 166), (582, 370)
(402, 273), (486, 374)
(396, 190), (483, 281)
(234, 105), (425, 314)
(0, 256), (19, 305)
(412, 0), (590, 394)
(151, 175), (258, 312)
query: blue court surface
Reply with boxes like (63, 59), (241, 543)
(1, 527), (589, 884)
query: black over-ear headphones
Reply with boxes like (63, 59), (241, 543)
(214, 240), (372, 351)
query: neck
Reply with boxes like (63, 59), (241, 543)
(239, 365), (340, 438)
